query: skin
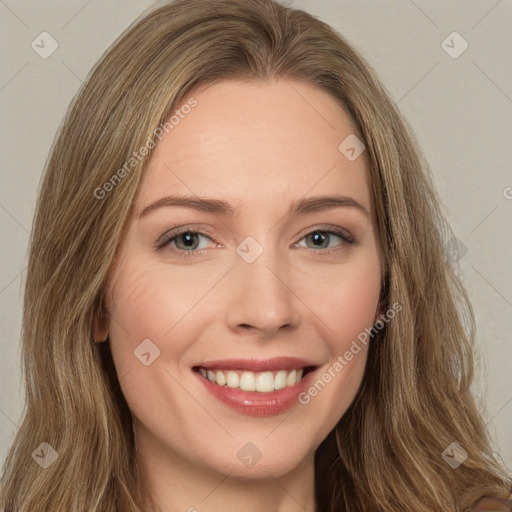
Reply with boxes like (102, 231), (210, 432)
(95, 79), (382, 512)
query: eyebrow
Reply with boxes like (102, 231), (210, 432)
(138, 193), (369, 218)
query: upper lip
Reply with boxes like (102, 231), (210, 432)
(193, 357), (319, 372)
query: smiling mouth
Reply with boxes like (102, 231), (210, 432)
(193, 366), (315, 393)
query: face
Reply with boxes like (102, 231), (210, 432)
(100, 79), (382, 481)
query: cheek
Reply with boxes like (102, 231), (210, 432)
(106, 256), (219, 370)
(106, 259), (178, 367)
(294, 250), (380, 434)
(105, 260), (198, 428)
(333, 266), (380, 344)
(297, 249), (381, 350)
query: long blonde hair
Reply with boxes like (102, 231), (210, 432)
(1, 0), (510, 510)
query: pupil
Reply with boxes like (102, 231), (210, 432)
(312, 232), (327, 248)
(181, 233), (196, 248)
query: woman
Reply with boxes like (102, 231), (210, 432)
(0, 0), (510, 511)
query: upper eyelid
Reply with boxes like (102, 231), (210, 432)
(296, 224), (353, 241)
(156, 226), (217, 248)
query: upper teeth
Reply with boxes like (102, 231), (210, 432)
(199, 368), (304, 392)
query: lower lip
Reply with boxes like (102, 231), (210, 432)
(194, 369), (316, 417)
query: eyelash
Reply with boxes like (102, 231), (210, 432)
(155, 225), (356, 259)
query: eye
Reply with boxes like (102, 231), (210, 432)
(156, 228), (217, 257)
(295, 226), (355, 252)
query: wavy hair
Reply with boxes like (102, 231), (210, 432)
(1, 0), (510, 510)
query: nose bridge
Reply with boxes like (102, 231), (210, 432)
(226, 235), (300, 335)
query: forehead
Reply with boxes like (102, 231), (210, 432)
(136, 79), (369, 213)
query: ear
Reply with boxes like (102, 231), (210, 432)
(93, 307), (110, 343)
(374, 298), (385, 323)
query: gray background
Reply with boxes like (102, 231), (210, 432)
(1, 0), (511, 472)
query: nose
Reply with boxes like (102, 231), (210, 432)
(225, 242), (300, 338)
